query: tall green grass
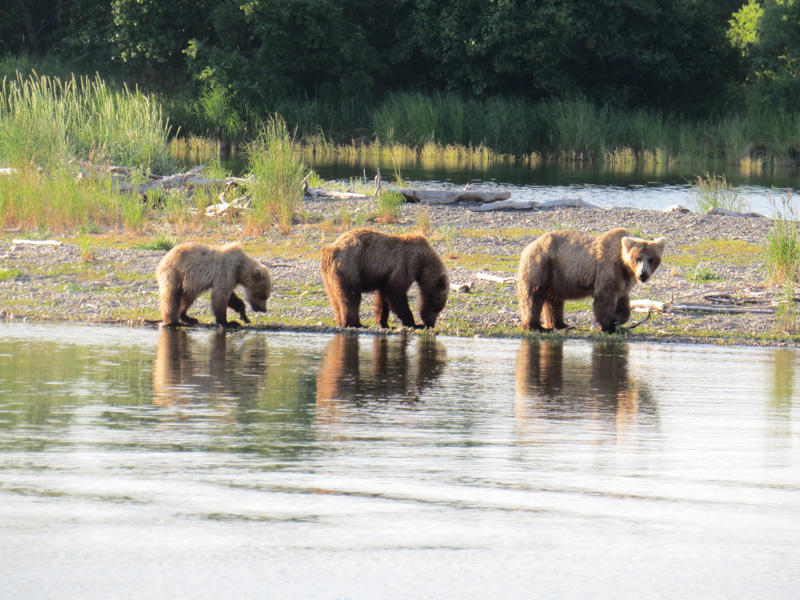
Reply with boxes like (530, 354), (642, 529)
(690, 173), (748, 213)
(0, 167), (122, 232)
(765, 191), (800, 285)
(244, 116), (307, 234)
(0, 71), (176, 173)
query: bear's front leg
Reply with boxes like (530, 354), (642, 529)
(228, 292), (250, 324)
(614, 295), (631, 327)
(211, 288), (239, 328)
(593, 291), (622, 333)
(383, 286), (418, 328)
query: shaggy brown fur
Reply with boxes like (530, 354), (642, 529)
(156, 242), (271, 328)
(320, 228), (450, 329)
(518, 228), (666, 333)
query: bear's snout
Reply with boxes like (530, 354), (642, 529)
(638, 272), (649, 283)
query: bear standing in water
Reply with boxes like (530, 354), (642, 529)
(320, 228), (450, 329)
(156, 242), (271, 328)
(518, 228), (666, 333)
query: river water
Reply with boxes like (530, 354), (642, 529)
(307, 156), (800, 215)
(1, 323), (799, 598)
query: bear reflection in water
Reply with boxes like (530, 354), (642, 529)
(514, 339), (658, 438)
(152, 327), (268, 406)
(316, 334), (446, 414)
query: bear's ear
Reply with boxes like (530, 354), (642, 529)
(653, 237), (667, 252)
(621, 236), (636, 252)
(438, 274), (449, 290)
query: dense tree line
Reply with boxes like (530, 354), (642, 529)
(0, 1), (797, 116)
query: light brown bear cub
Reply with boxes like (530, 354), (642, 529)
(156, 242), (271, 328)
(321, 228), (449, 329)
(518, 228), (666, 333)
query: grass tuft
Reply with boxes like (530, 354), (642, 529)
(765, 190), (800, 285)
(690, 173), (748, 213)
(244, 115), (307, 235)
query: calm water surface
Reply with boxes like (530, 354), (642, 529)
(1, 323), (799, 598)
(307, 156), (800, 215)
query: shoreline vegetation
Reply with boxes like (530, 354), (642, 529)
(4, 68), (800, 169)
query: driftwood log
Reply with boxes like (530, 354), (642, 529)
(469, 197), (599, 212)
(476, 272), (517, 284)
(706, 207), (767, 218)
(306, 188), (370, 200)
(397, 189), (511, 205)
(630, 298), (780, 315)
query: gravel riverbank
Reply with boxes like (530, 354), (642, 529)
(1, 197), (798, 346)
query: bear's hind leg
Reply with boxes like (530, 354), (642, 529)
(177, 292), (200, 325)
(374, 292), (390, 328)
(520, 290), (548, 331)
(543, 299), (569, 330)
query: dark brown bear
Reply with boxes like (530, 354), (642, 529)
(156, 242), (271, 328)
(320, 228), (449, 329)
(518, 228), (666, 333)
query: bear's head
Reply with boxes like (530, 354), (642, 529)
(621, 236), (666, 283)
(419, 273), (450, 328)
(243, 264), (272, 313)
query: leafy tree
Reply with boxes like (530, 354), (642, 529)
(731, 0), (800, 109)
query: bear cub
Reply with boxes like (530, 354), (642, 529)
(156, 242), (271, 328)
(320, 228), (450, 329)
(518, 228), (666, 333)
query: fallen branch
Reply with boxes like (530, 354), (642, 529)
(621, 311), (653, 331)
(476, 272), (517, 284)
(672, 303), (776, 315)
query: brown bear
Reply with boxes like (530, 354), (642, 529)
(320, 228), (450, 329)
(518, 228), (666, 333)
(156, 242), (271, 328)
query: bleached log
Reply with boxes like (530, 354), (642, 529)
(535, 198), (600, 210)
(306, 188), (369, 200)
(118, 165), (206, 193)
(476, 272), (517, 284)
(706, 207), (766, 218)
(0, 168), (19, 176)
(397, 189), (511, 205)
(468, 199), (538, 212)
(672, 302), (776, 315)
(12, 239), (62, 246)
(630, 299), (668, 313)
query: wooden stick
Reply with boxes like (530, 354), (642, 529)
(476, 272), (517, 284)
